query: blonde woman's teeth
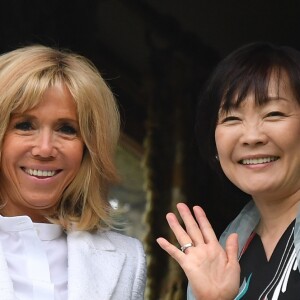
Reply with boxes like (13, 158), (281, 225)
(24, 169), (56, 177)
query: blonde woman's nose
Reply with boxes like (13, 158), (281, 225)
(31, 129), (58, 158)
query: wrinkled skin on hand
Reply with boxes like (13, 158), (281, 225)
(157, 203), (240, 300)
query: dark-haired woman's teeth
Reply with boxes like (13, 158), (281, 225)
(241, 157), (278, 165)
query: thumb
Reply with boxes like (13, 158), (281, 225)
(225, 233), (239, 262)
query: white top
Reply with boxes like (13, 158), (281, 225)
(0, 215), (68, 300)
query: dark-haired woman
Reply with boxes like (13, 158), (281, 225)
(157, 42), (300, 299)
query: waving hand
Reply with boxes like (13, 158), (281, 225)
(157, 203), (240, 300)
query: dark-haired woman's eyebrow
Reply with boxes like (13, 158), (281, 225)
(266, 95), (290, 102)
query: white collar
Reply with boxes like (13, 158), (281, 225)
(0, 215), (63, 241)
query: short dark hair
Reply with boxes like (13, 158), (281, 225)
(195, 41), (300, 171)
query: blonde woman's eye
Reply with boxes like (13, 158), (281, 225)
(59, 124), (77, 135)
(15, 121), (33, 131)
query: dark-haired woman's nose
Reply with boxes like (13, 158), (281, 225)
(240, 124), (268, 147)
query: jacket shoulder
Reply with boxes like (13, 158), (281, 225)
(101, 230), (144, 253)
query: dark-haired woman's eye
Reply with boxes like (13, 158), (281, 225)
(265, 111), (285, 117)
(220, 116), (241, 124)
(15, 121), (33, 131)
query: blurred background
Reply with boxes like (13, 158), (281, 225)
(1, 1), (299, 298)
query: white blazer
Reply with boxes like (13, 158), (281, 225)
(0, 230), (147, 300)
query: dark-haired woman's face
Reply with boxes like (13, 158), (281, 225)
(214, 74), (300, 201)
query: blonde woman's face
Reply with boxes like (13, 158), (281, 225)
(0, 83), (84, 222)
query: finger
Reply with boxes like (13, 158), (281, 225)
(225, 233), (239, 263)
(193, 205), (218, 244)
(176, 203), (205, 244)
(165, 212), (193, 246)
(156, 237), (185, 263)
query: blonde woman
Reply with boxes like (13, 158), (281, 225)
(0, 45), (146, 300)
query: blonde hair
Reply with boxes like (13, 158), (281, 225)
(0, 45), (120, 231)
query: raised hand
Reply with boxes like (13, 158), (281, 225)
(157, 203), (240, 300)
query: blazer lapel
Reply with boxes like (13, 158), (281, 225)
(67, 230), (126, 300)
